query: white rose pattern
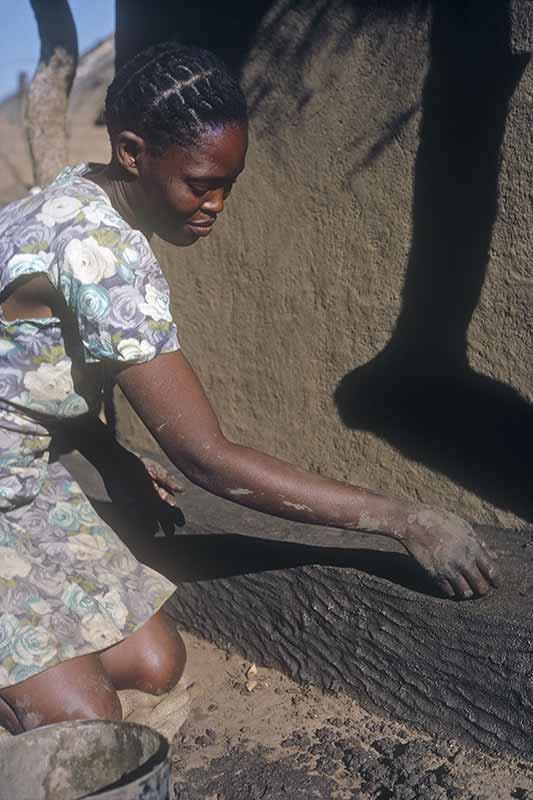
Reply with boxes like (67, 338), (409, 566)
(82, 201), (122, 228)
(22, 359), (74, 402)
(67, 533), (108, 561)
(116, 338), (156, 362)
(36, 196), (82, 227)
(0, 548), (32, 580)
(0, 164), (178, 688)
(11, 624), (57, 667)
(139, 284), (173, 322)
(64, 236), (117, 284)
(29, 599), (52, 616)
(80, 612), (119, 649)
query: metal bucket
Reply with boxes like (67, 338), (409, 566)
(0, 720), (171, 800)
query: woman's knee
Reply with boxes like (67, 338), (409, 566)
(16, 689), (123, 731)
(0, 655), (123, 732)
(134, 618), (186, 695)
(101, 611), (186, 695)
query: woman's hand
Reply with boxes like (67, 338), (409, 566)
(402, 507), (499, 599)
(140, 456), (185, 507)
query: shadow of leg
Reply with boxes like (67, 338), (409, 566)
(336, 0), (532, 520)
(337, 362), (533, 520)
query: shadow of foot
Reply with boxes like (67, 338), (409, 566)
(335, 343), (533, 521)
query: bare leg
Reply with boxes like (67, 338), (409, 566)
(0, 611), (184, 734)
(100, 610), (186, 695)
(0, 653), (122, 734)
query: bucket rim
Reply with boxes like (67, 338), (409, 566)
(0, 718), (170, 757)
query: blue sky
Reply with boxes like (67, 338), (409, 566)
(0, 1), (115, 101)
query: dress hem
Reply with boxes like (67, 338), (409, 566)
(0, 584), (177, 691)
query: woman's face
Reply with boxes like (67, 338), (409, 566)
(136, 123), (248, 246)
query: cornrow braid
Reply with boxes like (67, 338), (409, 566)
(105, 42), (248, 155)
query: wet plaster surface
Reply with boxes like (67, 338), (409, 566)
(172, 633), (533, 800)
(166, 522), (533, 761)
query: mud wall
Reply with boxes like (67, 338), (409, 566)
(116, 1), (533, 527)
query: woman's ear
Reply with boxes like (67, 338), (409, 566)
(113, 131), (147, 177)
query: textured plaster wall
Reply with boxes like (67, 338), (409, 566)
(116, 3), (532, 527)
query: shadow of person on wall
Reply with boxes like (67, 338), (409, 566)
(335, 0), (533, 521)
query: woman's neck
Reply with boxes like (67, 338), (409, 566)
(87, 163), (153, 239)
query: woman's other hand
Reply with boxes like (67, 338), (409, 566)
(140, 456), (185, 507)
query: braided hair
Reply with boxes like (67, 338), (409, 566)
(105, 43), (248, 155)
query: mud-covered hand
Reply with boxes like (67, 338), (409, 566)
(140, 456), (185, 507)
(403, 508), (499, 599)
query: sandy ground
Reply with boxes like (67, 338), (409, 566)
(159, 631), (533, 800)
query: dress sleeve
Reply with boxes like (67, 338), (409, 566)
(56, 226), (180, 364)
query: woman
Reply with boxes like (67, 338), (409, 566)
(0, 43), (497, 734)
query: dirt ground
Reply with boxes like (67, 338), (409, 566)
(166, 632), (533, 800)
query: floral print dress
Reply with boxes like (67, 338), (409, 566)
(0, 164), (179, 688)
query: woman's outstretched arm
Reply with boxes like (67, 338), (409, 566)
(115, 350), (498, 599)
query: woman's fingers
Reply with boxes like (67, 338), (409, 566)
(154, 484), (177, 506)
(142, 457), (185, 494)
(152, 467), (182, 492)
(436, 561), (498, 600)
(166, 475), (183, 492)
(447, 573), (474, 599)
(460, 532), (499, 592)
(436, 578), (456, 599)
(436, 571), (490, 600)
(458, 566), (490, 597)
(477, 554), (500, 588)
(450, 528), (499, 597)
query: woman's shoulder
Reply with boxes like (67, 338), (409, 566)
(48, 165), (157, 261)
(0, 164), (158, 296)
(35, 164), (130, 236)
(0, 164), (123, 252)
(1, 163), (139, 237)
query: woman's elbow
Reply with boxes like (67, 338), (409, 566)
(171, 437), (232, 492)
